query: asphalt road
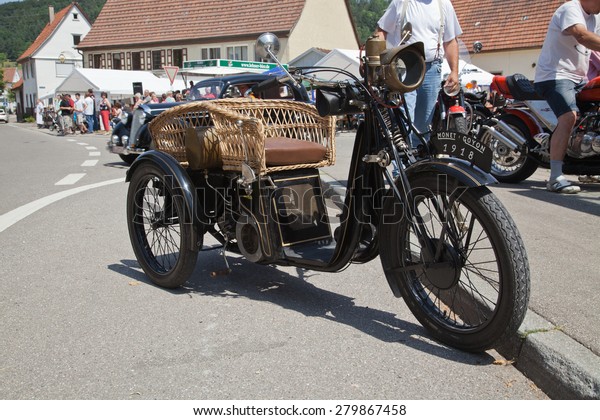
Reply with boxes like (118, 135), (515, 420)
(0, 123), (549, 399)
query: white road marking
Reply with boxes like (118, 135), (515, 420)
(55, 173), (87, 185)
(77, 142), (89, 146)
(89, 152), (101, 156)
(81, 160), (98, 167)
(0, 178), (125, 234)
(85, 146), (98, 150)
(67, 139), (76, 142)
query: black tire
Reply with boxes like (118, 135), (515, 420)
(119, 153), (137, 165)
(127, 162), (198, 288)
(488, 115), (539, 183)
(380, 176), (530, 352)
(448, 114), (468, 134)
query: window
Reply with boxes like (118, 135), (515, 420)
(131, 52), (142, 70)
(201, 47), (221, 60)
(172, 49), (184, 67)
(152, 50), (162, 70)
(112, 53), (123, 70)
(73, 34), (81, 46)
(93, 54), (102, 69)
(226, 46), (247, 60)
(72, 12), (79, 20)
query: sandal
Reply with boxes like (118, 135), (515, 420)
(578, 175), (600, 183)
(547, 176), (581, 194)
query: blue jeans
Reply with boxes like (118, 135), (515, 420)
(404, 59), (443, 147)
(85, 114), (95, 132)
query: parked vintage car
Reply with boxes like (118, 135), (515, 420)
(108, 73), (310, 164)
(0, 108), (8, 123)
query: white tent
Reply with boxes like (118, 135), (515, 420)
(313, 49), (361, 81)
(54, 68), (186, 99)
(442, 59), (495, 87)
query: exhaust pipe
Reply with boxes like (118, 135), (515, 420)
(481, 118), (527, 150)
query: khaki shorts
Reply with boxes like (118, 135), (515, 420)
(76, 114), (84, 125)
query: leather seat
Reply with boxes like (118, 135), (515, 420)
(264, 137), (327, 166)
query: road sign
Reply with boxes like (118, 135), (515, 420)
(163, 66), (179, 85)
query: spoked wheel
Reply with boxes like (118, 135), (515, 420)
(380, 175), (530, 352)
(127, 162), (198, 288)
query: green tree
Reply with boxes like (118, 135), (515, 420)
(349, 0), (391, 44)
(0, 0), (107, 61)
(0, 68), (5, 93)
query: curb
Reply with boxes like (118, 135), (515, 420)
(320, 174), (600, 399)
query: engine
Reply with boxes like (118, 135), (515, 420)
(568, 113), (600, 158)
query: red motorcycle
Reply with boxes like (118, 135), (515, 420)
(483, 73), (600, 183)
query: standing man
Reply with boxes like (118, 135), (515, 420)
(58, 94), (73, 135)
(376, 0), (462, 147)
(83, 91), (95, 134)
(534, 0), (600, 193)
(73, 93), (86, 134)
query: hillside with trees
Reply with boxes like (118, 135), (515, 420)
(0, 0), (106, 61)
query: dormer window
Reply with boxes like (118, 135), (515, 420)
(73, 13), (79, 20)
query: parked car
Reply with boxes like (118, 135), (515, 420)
(108, 73), (310, 164)
(0, 108), (8, 123)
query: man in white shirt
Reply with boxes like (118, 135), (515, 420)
(83, 92), (95, 133)
(73, 93), (86, 134)
(534, 0), (600, 193)
(376, 0), (462, 148)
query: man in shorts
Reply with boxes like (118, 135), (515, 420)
(534, 0), (600, 193)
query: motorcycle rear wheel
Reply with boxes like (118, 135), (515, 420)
(380, 175), (530, 352)
(127, 162), (198, 288)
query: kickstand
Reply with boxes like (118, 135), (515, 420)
(210, 237), (232, 277)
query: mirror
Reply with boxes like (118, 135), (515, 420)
(473, 41), (483, 54)
(256, 32), (280, 61)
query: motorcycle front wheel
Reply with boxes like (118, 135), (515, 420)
(127, 162), (198, 288)
(380, 175), (530, 352)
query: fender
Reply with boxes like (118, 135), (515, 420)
(404, 157), (497, 188)
(448, 104), (466, 115)
(504, 108), (543, 137)
(127, 151), (202, 248)
(135, 123), (153, 149)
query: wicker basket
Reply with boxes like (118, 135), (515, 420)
(148, 99), (336, 174)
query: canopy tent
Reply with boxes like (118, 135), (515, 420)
(53, 68), (186, 100)
(313, 49), (361, 81)
(442, 59), (495, 87)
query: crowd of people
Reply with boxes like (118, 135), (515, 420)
(34, 87), (192, 135)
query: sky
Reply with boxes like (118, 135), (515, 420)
(0, 0), (22, 4)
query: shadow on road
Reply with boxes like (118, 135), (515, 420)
(491, 179), (600, 217)
(108, 253), (496, 365)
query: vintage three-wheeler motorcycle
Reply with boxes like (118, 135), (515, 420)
(125, 31), (530, 352)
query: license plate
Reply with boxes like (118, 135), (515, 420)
(430, 131), (493, 173)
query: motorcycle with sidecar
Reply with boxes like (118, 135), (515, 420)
(124, 30), (530, 352)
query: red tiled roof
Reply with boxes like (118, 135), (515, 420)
(78, 0), (308, 50)
(11, 79), (23, 90)
(453, 0), (567, 53)
(3, 67), (18, 83)
(17, 3), (77, 62)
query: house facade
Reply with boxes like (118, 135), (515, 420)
(1, 67), (21, 112)
(76, 0), (358, 75)
(453, 0), (565, 80)
(17, 2), (92, 115)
